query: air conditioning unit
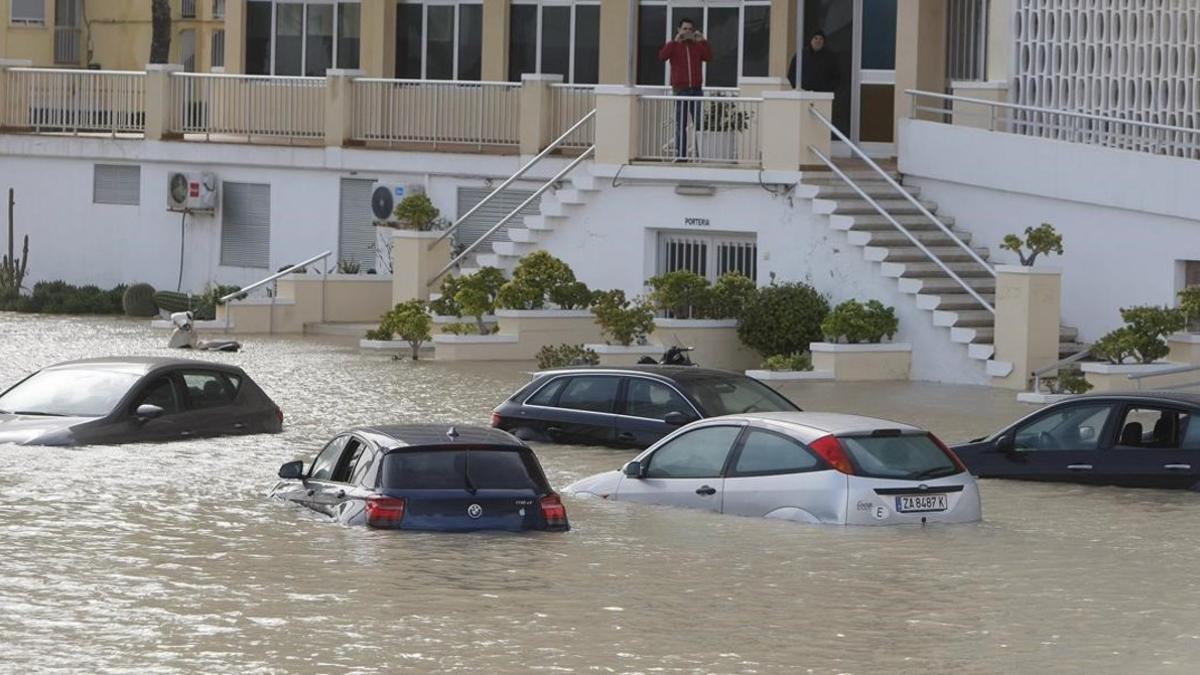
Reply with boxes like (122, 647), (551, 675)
(370, 180), (424, 223)
(167, 171), (219, 212)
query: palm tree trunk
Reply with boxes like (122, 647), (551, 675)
(150, 0), (172, 64)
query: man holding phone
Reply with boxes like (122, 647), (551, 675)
(658, 17), (712, 160)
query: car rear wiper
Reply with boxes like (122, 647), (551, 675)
(909, 467), (958, 480)
(463, 448), (478, 495)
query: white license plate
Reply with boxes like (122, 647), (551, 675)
(895, 494), (948, 513)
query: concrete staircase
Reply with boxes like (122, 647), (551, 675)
(798, 170), (1084, 379)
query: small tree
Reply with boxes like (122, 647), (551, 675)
(648, 270), (713, 319)
(820, 299), (899, 344)
(591, 290), (656, 346)
(536, 344), (600, 370)
(392, 194), (446, 231)
(1178, 286), (1200, 332)
(737, 280), (830, 358)
(428, 275), (465, 317)
(1001, 223), (1063, 266)
(453, 267), (506, 335)
(496, 251), (582, 310)
(381, 300), (433, 360)
(1092, 305), (1185, 364)
(710, 272), (757, 321)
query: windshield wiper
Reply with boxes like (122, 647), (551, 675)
(11, 411), (70, 417)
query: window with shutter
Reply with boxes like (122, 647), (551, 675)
(657, 232), (757, 282)
(93, 165), (141, 206)
(338, 178), (377, 271)
(220, 182), (271, 269)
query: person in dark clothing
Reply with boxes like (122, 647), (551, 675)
(787, 30), (839, 92)
(659, 17), (712, 159)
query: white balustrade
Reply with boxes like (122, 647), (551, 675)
(2, 67), (145, 134)
(171, 72), (326, 140)
(636, 93), (762, 165)
(351, 79), (521, 147)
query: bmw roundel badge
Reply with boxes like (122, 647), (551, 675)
(467, 504), (483, 519)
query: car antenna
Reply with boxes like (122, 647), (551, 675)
(447, 425), (459, 441)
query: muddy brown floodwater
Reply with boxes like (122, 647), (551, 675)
(2, 314), (1199, 674)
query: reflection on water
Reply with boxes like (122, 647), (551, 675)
(2, 314), (1200, 673)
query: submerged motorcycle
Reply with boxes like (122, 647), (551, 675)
(167, 311), (242, 352)
(637, 345), (696, 366)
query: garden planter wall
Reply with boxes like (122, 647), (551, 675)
(432, 309), (601, 361)
(1167, 333), (1200, 365)
(283, 274), (393, 324)
(744, 368), (834, 382)
(993, 265), (1062, 391)
(810, 342), (912, 381)
(432, 333), (524, 360)
(386, 229), (451, 304)
(650, 319), (760, 372)
(1080, 361), (1195, 393)
(588, 343), (662, 366)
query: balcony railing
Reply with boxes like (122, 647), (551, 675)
(54, 27), (82, 66)
(351, 79), (521, 148)
(1, 68), (145, 134)
(171, 72), (325, 141)
(550, 84), (596, 150)
(182, 0), (197, 19)
(636, 94), (762, 165)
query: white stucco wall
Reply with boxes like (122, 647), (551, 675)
(899, 119), (1200, 342)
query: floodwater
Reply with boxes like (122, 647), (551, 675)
(2, 314), (1200, 674)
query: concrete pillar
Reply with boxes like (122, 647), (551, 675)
(738, 76), (789, 100)
(599, 0), (635, 85)
(482, 0), (511, 81)
(760, 90), (833, 171)
(389, 230), (452, 303)
(144, 63), (184, 141)
(769, 0), (798, 83)
(324, 69), (363, 147)
(594, 85), (639, 165)
(992, 265), (1062, 390)
(894, 0), (947, 140)
(360, 0), (397, 78)
(224, 0), (246, 74)
(519, 73), (562, 155)
(986, 0), (1012, 83)
(950, 80), (1009, 131)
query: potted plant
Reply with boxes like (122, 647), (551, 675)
(384, 193), (449, 232)
(698, 93), (753, 162)
(536, 344), (600, 370)
(1082, 305), (1187, 391)
(999, 223), (1063, 266)
(806, 299), (910, 381)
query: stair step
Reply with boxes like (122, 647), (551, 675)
(571, 173), (601, 191)
(830, 213), (957, 231)
(802, 171), (902, 184)
(953, 326), (1080, 345)
(817, 198), (939, 216)
(506, 227), (540, 243)
(492, 240), (536, 257)
(882, 261), (995, 279)
(1058, 341), (1090, 357)
(848, 230), (974, 247)
(916, 292), (995, 311)
(898, 277), (996, 295)
(968, 343), (995, 360)
(539, 199), (575, 217)
(811, 184), (921, 200)
(863, 245), (990, 263)
(523, 214), (560, 231)
(554, 188), (587, 205)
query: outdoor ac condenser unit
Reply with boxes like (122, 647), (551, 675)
(370, 180), (424, 223)
(167, 171), (219, 212)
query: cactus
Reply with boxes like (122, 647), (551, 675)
(122, 283), (158, 317)
(1, 188), (29, 301)
(153, 290), (193, 313)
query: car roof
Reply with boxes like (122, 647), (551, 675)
(734, 411), (924, 436)
(1060, 391), (1200, 408)
(535, 365), (746, 382)
(353, 424), (525, 449)
(43, 356), (244, 376)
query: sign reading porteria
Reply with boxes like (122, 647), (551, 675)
(683, 217), (710, 227)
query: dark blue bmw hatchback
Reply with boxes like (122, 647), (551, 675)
(272, 425), (569, 532)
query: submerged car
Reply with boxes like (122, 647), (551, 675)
(491, 366), (801, 448)
(271, 425), (569, 532)
(0, 357), (282, 445)
(565, 412), (980, 525)
(953, 392), (1200, 489)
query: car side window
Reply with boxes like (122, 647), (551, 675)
(331, 438), (365, 483)
(351, 446), (378, 486)
(732, 428), (821, 476)
(1114, 406), (1189, 449)
(644, 425), (742, 479)
(1013, 403), (1113, 451)
(625, 379), (693, 420)
(556, 376), (619, 413)
(136, 377), (181, 415)
(526, 377), (567, 406)
(181, 371), (235, 410)
(309, 436), (348, 480)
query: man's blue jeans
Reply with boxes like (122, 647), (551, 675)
(673, 87), (702, 158)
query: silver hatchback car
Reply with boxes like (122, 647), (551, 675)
(565, 412), (982, 525)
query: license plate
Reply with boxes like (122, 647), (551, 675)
(895, 494), (948, 513)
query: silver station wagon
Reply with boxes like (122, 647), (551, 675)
(566, 412), (982, 526)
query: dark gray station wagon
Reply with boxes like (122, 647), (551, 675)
(491, 366), (801, 448)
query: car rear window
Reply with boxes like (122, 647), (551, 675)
(838, 433), (961, 480)
(678, 376), (798, 417)
(382, 447), (547, 491)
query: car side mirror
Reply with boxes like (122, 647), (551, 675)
(135, 404), (164, 420)
(994, 433), (1015, 453)
(663, 411), (692, 426)
(278, 460), (305, 480)
(622, 460), (643, 478)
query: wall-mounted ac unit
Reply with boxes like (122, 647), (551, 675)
(370, 180), (424, 222)
(167, 171), (219, 212)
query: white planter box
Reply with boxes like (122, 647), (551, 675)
(1080, 360), (1195, 392)
(745, 369), (835, 381)
(1168, 333), (1200, 365)
(810, 342), (912, 381)
(359, 339), (434, 353)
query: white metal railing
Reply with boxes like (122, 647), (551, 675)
(636, 94), (762, 165)
(907, 89), (1200, 160)
(352, 78), (521, 147)
(171, 72), (325, 140)
(54, 27), (82, 65)
(808, 105), (997, 314)
(2, 68), (145, 134)
(220, 250), (333, 331)
(550, 84), (596, 150)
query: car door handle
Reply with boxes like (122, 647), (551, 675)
(180, 430), (193, 437)
(695, 485), (717, 496)
(546, 426), (563, 433)
(1067, 464), (1093, 471)
(1164, 464), (1193, 471)
(233, 422), (246, 430)
(617, 432), (636, 441)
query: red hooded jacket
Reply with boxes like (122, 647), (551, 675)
(658, 38), (712, 90)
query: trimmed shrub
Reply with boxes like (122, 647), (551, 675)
(737, 281), (829, 358)
(364, 327), (392, 341)
(11, 281), (127, 314)
(1178, 286), (1200, 332)
(1054, 368), (1093, 395)
(648, 270), (713, 319)
(453, 267), (506, 335)
(1000, 222), (1064, 266)
(379, 300), (433, 360)
(591, 289), (656, 346)
(428, 275), (465, 317)
(122, 283), (158, 317)
(820, 299), (899, 344)
(1092, 305), (1185, 364)
(536, 344), (600, 370)
(761, 352), (813, 372)
(710, 272), (757, 321)
(496, 251), (584, 310)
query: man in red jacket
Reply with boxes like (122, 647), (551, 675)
(658, 17), (712, 159)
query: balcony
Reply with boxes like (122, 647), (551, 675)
(53, 27), (82, 66)
(182, 0), (197, 19)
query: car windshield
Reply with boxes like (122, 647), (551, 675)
(0, 368), (141, 417)
(382, 448), (546, 491)
(678, 376), (798, 416)
(838, 433), (961, 480)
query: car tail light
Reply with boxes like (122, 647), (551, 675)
(928, 433), (967, 472)
(539, 493), (568, 530)
(810, 435), (856, 475)
(490, 412), (502, 428)
(365, 495), (406, 528)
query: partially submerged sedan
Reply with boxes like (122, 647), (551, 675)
(272, 425), (569, 532)
(566, 412), (980, 525)
(0, 357), (282, 445)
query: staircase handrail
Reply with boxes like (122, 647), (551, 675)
(428, 109), (596, 251)
(1031, 347), (1091, 394)
(428, 146), (596, 287)
(808, 145), (996, 314)
(808, 106), (996, 282)
(220, 250), (332, 303)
